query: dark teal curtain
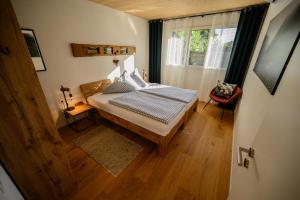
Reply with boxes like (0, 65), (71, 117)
(149, 19), (163, 83)
(224, 4), (269, 86)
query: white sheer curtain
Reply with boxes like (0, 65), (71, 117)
(161, 12), (240, 101)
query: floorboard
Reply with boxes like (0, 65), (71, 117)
(60, 102), (234, 200)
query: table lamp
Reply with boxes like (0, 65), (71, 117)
(60, 85), (75, 111)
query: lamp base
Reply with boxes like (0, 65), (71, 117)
(66, 106), (75, 111)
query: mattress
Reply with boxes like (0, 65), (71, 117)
(87, 82), (198, 136)
(88, 93), (186, 136)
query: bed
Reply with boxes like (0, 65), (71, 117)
(80, 79), (198, 155)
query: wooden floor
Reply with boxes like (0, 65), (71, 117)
(60, 102), (234, 200)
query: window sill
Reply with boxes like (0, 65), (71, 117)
(164, 64), (227, 71)
(185, 66), (228, 70)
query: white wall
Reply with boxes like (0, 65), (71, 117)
(230, 0), (300, 199)
(11, 0), (149, 127)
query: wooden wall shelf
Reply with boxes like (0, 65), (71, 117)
(71, 43), (136, 57)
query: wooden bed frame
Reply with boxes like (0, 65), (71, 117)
(80, 79), (198, 155)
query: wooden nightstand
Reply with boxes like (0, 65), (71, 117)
(64, 103), (96, 132)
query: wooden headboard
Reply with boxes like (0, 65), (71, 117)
(80, 79), (112, 100)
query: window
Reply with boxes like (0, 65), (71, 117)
(188, 29), (210, 66)
(204, 28), (237, 69)
(166, 27), (237, 69)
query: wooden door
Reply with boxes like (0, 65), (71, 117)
(0, 0), (75, 199)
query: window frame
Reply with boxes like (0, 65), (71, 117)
(165, 25), (237, 69)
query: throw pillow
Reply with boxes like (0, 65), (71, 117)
(214, 81), (237, 98)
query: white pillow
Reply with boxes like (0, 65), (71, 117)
(130, 69), (148, 88)
(102, 80), (135, 94)
(124, 74), (141, 90)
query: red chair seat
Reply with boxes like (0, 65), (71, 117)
(203, 86), (242, 120)
(209, 87), (242, 105)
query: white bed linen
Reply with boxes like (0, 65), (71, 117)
(88, 93), (186, 136)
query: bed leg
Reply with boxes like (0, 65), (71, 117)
(180, 117), (186, 130)
(158, 139), (167, 156)
(180, 123), (185, 130)
(193, 100), (198, 112)
(181, 113), (188, 129)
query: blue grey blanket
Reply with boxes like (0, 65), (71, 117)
(109, 92), (185, 124)
(140, 86), (197, 103)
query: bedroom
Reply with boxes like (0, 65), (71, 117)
(0, 0), (300, 200)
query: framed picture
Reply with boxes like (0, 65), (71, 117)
(253, 1), (300, 95)
(21, 29), (46, 71)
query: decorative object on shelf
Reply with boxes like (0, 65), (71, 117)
(112, 51), (119, 66)
(113, 59), (119, 66)
(112, 46), (120, 55)
(60, 85), (75, 111)
(120, 47), (128, 54)
(104, 46), (112, 54)
(254, 0), (300, 95)
(87, 47), (100, 55)
(21, 28), (46, 71)
(71, 43), (136, 57)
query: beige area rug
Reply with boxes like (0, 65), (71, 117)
(74, 126), (143, 176)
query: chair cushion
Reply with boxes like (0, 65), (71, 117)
(214, 81), (237, 98)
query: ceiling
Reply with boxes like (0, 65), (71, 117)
(90, 0), (266, 20)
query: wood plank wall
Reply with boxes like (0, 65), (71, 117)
(0, 0), (76, 199)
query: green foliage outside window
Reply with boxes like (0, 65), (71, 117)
(189, 29), (210, 65)
(190, 29), (209, 53)
(169, 27), (237, 67)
